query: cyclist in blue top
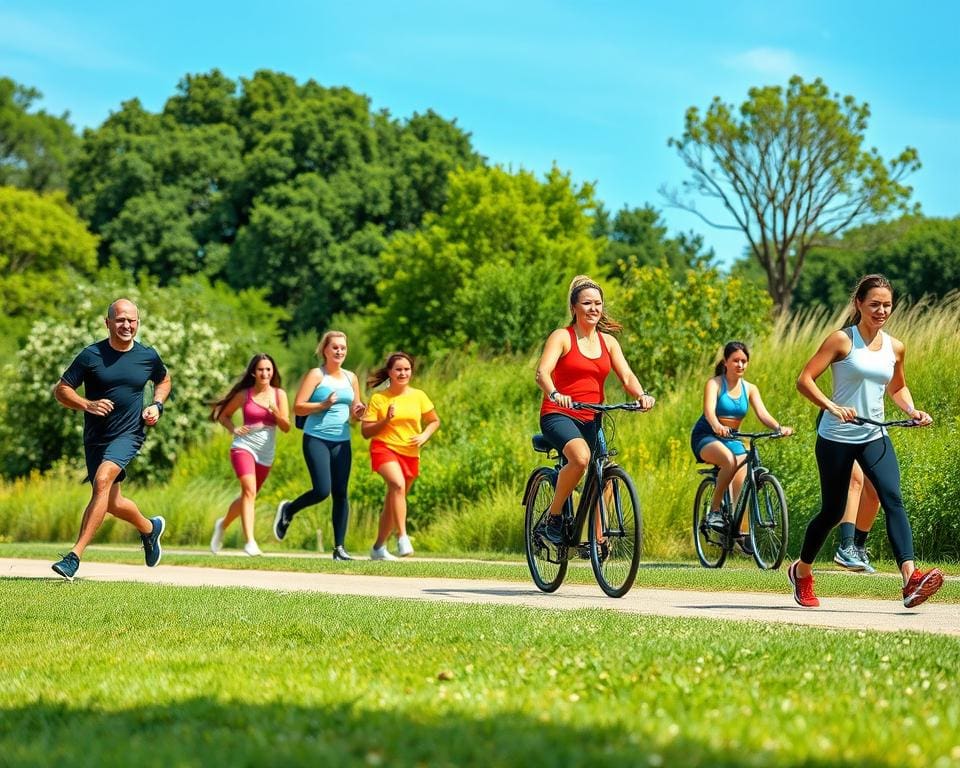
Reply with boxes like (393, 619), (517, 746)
(691, 341), (793, 549)
(274, 331), (365, 560)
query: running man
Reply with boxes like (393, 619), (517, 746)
(51, 298), (172, 580)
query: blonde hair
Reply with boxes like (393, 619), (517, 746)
(316, 331), (347, 364)
(567, 274), (622, 334)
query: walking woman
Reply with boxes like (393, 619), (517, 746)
(535, 275), (654, 545)
(210, 353), (290, 556)
(274, 331), (365, 560)
(362, 352), (440, 560)
(690, 341), (793, 554)
(791, 274), (942, 608)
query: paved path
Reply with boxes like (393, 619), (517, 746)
(4, 556), (958, 637)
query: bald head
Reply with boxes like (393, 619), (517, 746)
(107, 298), (139, 321)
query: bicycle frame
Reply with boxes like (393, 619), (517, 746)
(697, 430), (781, 550)
(533, 402), (644, 561)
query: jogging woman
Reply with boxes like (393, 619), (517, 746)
(792, 273), (943, 608)
(210, 353), (290, 556)
(273, 331), (365, 560)
(362, 352), (440, 560)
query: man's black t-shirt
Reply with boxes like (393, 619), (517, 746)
(61, 339), (168, 445)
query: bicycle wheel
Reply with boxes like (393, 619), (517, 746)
(750, 472), (788, 570)
(524, 467), (567, 592)
(589, 465), (642, 598)
(693, 475), (727, 568)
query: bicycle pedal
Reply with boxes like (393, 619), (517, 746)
(576, 544), (591, 559)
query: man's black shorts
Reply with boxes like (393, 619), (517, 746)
(84, 435), (143, 484)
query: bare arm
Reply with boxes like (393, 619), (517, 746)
(55, 380), (111, 415)
(273, 389), (291, 433)
(886, 337), (932, 426)
(217, 391), (246, 436)
(796, 331), (857, 421)
(143, 372), (172, 426)
(349, 371), (366, 419)
(702, 377), (725, 435)
(410, 409), (440, 447)
(293, 369), (325, 416)
(361, 397), (392, 439)
(535, 329), (571, 406)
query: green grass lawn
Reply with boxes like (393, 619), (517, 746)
(2, 542), (958, 603)
(2, 579), (960, 768)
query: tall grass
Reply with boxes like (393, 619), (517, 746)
(2, 294), (959, 561)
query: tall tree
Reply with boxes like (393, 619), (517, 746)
(0, 78), (79, 192)
(663, 76), (919, 311)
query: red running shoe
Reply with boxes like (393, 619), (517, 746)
(788, 560), (820, 608)
(902, 568), (944, 608)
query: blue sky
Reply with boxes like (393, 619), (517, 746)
(2, 0), (958, 264)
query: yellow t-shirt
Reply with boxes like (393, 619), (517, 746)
(363, 388), (436, 457)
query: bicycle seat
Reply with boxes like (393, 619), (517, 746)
(532, 434), (553, 453)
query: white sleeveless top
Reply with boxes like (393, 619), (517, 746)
(817, 326), (895, 444)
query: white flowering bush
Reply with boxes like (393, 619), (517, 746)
(0, 274), (282, 482)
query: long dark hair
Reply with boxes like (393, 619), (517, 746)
(367, 352), (414, 389)
(210, 353), (282, 421)
(844, 273), (894, 326)
(568, 274), (623, 334)
(714, 341), (750, 377)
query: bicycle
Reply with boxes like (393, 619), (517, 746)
(522, 402), (646, 598)
(692, 430), (789, 570)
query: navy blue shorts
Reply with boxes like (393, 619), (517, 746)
(84, 436), (143, 484)
(540, 412), (601, 455)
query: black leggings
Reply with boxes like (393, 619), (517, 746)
(286, 435), (352, 547)
(801, 435), (914, 566)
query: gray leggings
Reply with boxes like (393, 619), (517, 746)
(286, 435), (352, 547)
(801, 435), (914, 566)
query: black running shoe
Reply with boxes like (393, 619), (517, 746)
(273, 500), (292, 541)
(52, 552), (80, 581)
(142, 516), (165, 567)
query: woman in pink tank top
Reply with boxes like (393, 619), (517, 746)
(209, 353), (290, 556)
(534, 275), (655, 544)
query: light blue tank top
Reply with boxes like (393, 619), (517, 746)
(715, 378), (749, 419)
(818, 327), (894, 444)
(303, 370), (354, 442)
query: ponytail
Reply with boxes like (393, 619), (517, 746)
(714, 341), (749, 377)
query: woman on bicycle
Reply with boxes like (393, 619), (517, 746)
(691, 341), (793, 552)
(792, 273), (942, 608)
(535, 275), (655, 544)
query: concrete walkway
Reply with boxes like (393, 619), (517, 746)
(4, 556), (958, 637)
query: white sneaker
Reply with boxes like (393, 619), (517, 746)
(370, 545), (398, 561)
(397, 535), (414, 557)
(244, 541), (263, 557)
(210, 517), (225, 554)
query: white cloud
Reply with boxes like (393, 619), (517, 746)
(725, 47), (801, 79)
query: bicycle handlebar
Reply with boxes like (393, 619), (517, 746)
(572, 401), (650, 413)
(851, 416), (919, 428)
(728, 429), (785, 440)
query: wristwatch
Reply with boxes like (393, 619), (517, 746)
(152, 400), (164, 415)
(549, 390), (560, 402)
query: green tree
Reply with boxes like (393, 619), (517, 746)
(0, 186), (99, 353)
(69, 69), (481, 332)
(370, 165), (599, 356)
(593, 203), (714, 280)
(0, 78), (79, 192)
(664, 76), (920, 311)
(791, 215), (960, 311)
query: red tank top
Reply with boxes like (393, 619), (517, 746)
(540, 326), (612, 423)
